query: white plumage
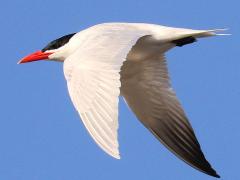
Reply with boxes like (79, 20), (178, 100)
(20, 23), (225, 178)
(63, 23), (221, 158)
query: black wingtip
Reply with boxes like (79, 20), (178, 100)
(192, 157), (220, 178)
(210, 171), (220, 178)
(202, 165), (220, 178)
(149, 127), (221, 179)
(211, 173), (220, 178)
(208, 171), (220, 178)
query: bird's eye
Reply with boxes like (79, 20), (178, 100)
(42, 33), (76, 52)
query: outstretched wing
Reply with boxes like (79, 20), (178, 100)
(63, 27), (148, 159)
(120, 54), (219, 178)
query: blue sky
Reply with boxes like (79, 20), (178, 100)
(1, 0), (239, 179)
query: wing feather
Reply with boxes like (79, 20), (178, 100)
(63, 23), (219, 177)
(63, 26), (148, 158)
(120, 55), (219, 177)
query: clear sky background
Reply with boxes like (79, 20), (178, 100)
(0, 0), (239, 179)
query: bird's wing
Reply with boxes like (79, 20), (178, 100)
(120, 54), (219, 178)
(63, 28), (148, 159)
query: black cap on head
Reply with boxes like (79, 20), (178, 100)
(42, 33), (76, 52)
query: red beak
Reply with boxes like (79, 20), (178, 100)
(18, 50), (53, 64)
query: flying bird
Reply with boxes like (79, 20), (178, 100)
(19, 23), (225, 178)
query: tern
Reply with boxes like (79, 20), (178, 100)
(19, 23), (225, 178)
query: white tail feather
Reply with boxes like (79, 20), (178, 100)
(203, 28), (230, 36)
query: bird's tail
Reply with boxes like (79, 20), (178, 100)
(192, 28), (230, 37)
(173, 28), (230, 39)
(165, 28), (230, 47)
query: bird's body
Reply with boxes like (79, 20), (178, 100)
(19, 23), (225, 178)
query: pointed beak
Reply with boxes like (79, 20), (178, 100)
(18, 50), (53, 64)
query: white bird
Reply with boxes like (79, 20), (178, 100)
(19, 23), (225, 178)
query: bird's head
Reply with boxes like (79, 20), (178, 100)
(18, 33), (76, 64)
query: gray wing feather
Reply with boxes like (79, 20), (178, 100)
(120, 55), (219, 178)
